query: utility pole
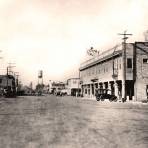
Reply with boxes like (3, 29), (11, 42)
(14, 72), (19, 86)
(118, 30), (132, 101)
(14, 72), (19, 94)
(7, 63), (15, 75)
(6, 63), (16, 90)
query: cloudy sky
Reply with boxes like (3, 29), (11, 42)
(0, 0), (148, 86)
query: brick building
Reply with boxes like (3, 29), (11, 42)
(79, 42), (148, 102)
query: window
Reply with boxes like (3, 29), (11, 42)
(143, 58), (148, 64)
(127, 58), (132, 68)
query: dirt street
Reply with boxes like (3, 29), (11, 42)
(0, 95), (148, 148)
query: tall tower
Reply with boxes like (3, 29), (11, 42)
(38, 70), (43, 85)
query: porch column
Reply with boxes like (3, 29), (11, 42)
(94, 83), (98, 95)
(108, 82), (111, 94)
(81, 85), (84, 96)
(122, 81), (126, 101)
(90, 84), (92, 97)
(114, 81), (119, 99)
(93, 83), (96, 96)
(102, 83), (105, 89)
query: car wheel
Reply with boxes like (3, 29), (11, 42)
(96, 97), (100, 101)
(100, 95), (104, 101)
(114, 97), (118, 102)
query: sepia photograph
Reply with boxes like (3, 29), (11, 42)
(0, 0), (148, 147)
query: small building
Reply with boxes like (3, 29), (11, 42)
(0, 75), (15, 88)
(67, 78), (81, 96)
(0, 75), (16, 96)
(51, 81), (65, 94)
(79, 42), (148, 102)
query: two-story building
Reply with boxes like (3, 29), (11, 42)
(79, 42), (148, 102)
(50, 81), (65, 94)
(66, 78), (81, 96)
(0, 75), (16, 96)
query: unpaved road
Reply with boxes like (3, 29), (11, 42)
(0, 95), (148, 148)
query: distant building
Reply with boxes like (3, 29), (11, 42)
(51, 81), (65, 94)
(66, 78), (81, 96)
(0, 75), (15, 88)
(0, 75), (16, 96)
(79, 42), (148, 102)
(22, 85), (33, 95)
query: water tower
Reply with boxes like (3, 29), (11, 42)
(38, 70), (43, 85)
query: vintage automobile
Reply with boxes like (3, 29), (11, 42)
(95, 88), (117, 102)
(55, 90), (62, 96)
(60, 89), (68, 96)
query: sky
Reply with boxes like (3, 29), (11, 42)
(0, 0), (148, 86)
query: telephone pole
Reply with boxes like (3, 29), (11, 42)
(118, 31), (132, 101)
(6, 63), (16, 89)
(7, 63), (15, 75)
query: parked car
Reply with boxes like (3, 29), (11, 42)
(60, 89), (68, 96)
(55, 90), (61, 96)
(95, 88), (117, 102)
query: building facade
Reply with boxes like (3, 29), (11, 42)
(0, 75), (16, 88)
(79, 42), (148, 102)
(66, 78), (81, 96)
(0, 75), (16, 96)
(50, 81), (65, 94)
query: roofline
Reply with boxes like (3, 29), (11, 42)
(67, 78), (80, 81)
(79, 50), (122, 71)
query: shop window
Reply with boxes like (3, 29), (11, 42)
(85, 89), (87, 94)
(143, 58), (148, 64)
(127, 58), (132, 68)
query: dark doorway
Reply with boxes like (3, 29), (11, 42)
(126, 80), (134, 100)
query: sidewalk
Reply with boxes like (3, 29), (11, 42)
(76, 96), (148, 104)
